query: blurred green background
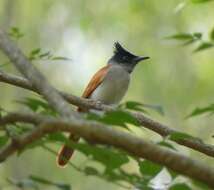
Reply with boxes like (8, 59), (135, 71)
(0, 0), (214, 189)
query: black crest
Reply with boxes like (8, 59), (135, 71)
(114, 42), (137, 58)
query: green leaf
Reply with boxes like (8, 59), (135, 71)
(16, 97), (56, 115)
(16, 97), (48, 111)
(193, 32), (202, 39)
(194, 42), (214, 52)
(210, 27), (214, 41)
(84, 166), (99, 176)
(169, 183), (192, 190)
(45, 134), (129, 172)
(186, 104), (214, 118)
(157, 141), (176, 150)
(166, 33), (194, 40)
(102, 110), (140, 127)
(47, 133), (67, 142)
(169, 132), (194, 141)
(192, 180), (210, 190)
(51, 56), (71, 61)
(123, 101), (147, 113)
(191, 0), (213, 3)
(0, 135), (9, 148)
(74, 143), (129, 171)
(8, 27), (24, 40)
(39, 51), (51, 58)
(139, 160), (162, 177)
(166, 32), (202, 47)
(31, 48), (41, 56)
(86, 110), (140, 128)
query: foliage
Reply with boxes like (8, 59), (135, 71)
(166, 30), (214, 52)
(28, 48), (71, 61)
(187, 104), (214, 118)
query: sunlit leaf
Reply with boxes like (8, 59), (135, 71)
(186, 104), (214, 118)
(169, 183), (192, 190)
(139, 160), (162, 177)
(194, 42), (214, 52)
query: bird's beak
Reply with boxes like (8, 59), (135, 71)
(135, 56), (150, 63)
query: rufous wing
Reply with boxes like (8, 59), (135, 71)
(77, 65), (110, 112)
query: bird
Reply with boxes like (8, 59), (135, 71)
(57, 42), (150, 167)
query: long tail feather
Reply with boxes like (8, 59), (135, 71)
(57, 133), (80, 167)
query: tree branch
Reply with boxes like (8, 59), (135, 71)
(0, 113), (214, 187)
(1, 70), (214, 158)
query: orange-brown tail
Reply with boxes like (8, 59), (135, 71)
(57, 133), (80, 167)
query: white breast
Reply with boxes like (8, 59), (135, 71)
(90, 65), (130, 104)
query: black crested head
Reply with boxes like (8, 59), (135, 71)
(108, 42), (149, 73)
(113, 42), (137, 62)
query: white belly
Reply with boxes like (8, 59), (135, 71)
(90, 65), (130, 104)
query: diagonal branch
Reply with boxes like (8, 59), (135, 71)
(1, 70), (214, 158)
(0, 113), (214, 188)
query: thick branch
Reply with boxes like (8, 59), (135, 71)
(1, 70), (214, 158)
(0, 114), (214, 187)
